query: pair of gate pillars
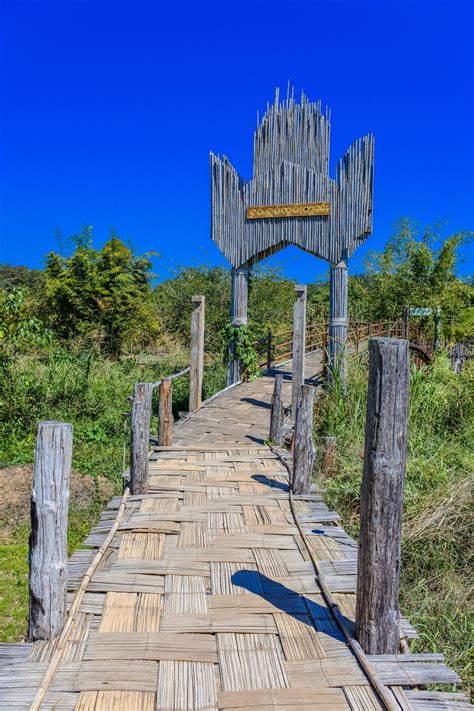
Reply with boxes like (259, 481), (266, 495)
(228, 265), (349, 400)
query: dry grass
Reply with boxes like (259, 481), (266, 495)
(316, 351), (474, 694)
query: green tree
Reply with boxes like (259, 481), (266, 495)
(0, 288), (52, 352)
(247, 266), (296, 338)
(154, 266), (231, 354)
(42, 227), (158, 356)
(348, 219), (473, 335)
(0, 265), (44, 293)
(154, 264), (301, 355)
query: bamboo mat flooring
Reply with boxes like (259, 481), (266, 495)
(0, 353), (470, 710)
(173, 352), (323, 447)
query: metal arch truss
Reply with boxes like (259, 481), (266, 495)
(210, 88), (374, 268)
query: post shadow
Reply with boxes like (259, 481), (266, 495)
(231, 570), (351, 642)
(241, 397), (272, 410)
(250, 474), (289, 492)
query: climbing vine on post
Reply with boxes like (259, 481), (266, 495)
(222, 323), (259, 381)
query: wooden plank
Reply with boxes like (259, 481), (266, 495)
(76, 691), (156, 711)
(157, 661), (217, 710)
(218, 687), (349, 709)
(217, 633), (288, 691)
(83, 633), (217, 663)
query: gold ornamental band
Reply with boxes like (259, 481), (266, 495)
(246, 202), (331, 219)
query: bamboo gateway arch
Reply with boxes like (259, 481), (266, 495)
(210, 87), (375, 384)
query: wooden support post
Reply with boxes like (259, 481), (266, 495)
(227, 265), (249, 385)
(291, 284), (307, 415)
(356, 337), (410, 654)
(293, 385), (315, 495)
(158, 377), (173, 446)
(328, 252), (348, 390)
(269, 374), (284, 445)
(266, 329), (273, 371)
(453, 342), (464, 374)
(29, 421), (72, 641)
(130, 382), (153, 495)
(189, 295), (205, 412)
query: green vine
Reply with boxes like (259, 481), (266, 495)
(222, 323), (260, 380)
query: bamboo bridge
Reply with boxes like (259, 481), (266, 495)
(0, 317), (470, 711)
(1, 87), (470, 710)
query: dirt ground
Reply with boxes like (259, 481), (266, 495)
(0, 465), (115, 540)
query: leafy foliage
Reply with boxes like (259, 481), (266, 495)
(155, 266), (231, 354)
(348, 219), (473, 338)
(0, 264), (44, 293)
(222, 323), (259, 379)
(42, 227), (158, 356)
(154, 264), (301, 355)
(0, 288), (52, 352)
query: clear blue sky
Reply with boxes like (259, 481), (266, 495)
(1, 0), (473, 282)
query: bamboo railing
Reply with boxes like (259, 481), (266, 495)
(251, 319), (435, 375)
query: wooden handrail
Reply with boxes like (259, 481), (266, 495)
(251, 318), (434, 373)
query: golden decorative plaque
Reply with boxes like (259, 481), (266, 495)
(246, 202), (330, 219)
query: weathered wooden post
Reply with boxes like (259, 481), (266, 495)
(293, 385), (315, 495)
(291, 284), (307, 415)
(356, 337), (410, 654)
(189, 295), (205, 412)
(328, 251), (348, 390)
(227, 265), (249, 386)
(266, 329), (273, 371)
(269, 374), (284, 445)
(130, 382), (153, 495)
(158, 377), (173, 446)
(453, 342), (464, 374)
(29, 421), (72, 641)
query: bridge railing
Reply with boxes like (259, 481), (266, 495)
(252, 319), (433, 369)
(251, 318), (435, 376)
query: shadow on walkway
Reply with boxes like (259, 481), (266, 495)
(251, 474), (289, 492)
(231, 570), (349, 642)
(241, 397), (272, 410)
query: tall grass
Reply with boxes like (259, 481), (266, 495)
(315, 350), (474, 691)
(0, 344), (227, 480)
(0, 343), (227, 642)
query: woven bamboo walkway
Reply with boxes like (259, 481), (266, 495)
(0, 354), (470, 710)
